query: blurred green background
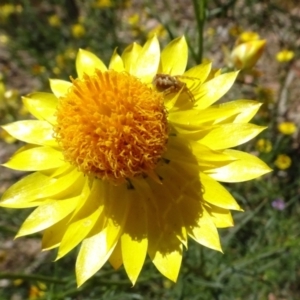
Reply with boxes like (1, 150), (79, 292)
(0, 0), (300, 299)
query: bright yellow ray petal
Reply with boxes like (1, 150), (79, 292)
(131, 35), (160, 82)
(49, 79), (72, 98)
(2, 120), (57, 147)
(121, 194), (148, 285)
(159, 36), (188, 75)
(121, 42), (142, 73)
(76, 182), (130, 286)
(200, 172), (241, 210)
(42, 215), (70, 250)
(149, 239), (183, 282)
(183, 62), (212, 83)
(199, 123), (266, 150)
(189, 205), (222, 252)
(195, 71), (239, 109)
(16, 194), (83, 237)
(218, 100), (262, 124)
(0, 168), (83, 208)
(206, 204), (234, 228)
(76, 49), (107, 78)
(170, 100), (261, 129)
(207, 149), (272, 182)
(56, 180), (104, 259)
(3, 146), (65, 171)
(108, 48), (125, 72)
(109, 241), (123, 270)
(22, 93), (57, 124)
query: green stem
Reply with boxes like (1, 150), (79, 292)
(192, 0), (207, 64)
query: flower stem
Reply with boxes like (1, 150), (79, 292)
(192, 0), (207, 64)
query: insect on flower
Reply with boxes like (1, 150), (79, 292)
(152, 74), (196, 102)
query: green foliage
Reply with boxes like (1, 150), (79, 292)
(1, 0), (300, 299)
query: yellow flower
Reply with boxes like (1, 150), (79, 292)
(278, 122), (297, 135)
(237, 31), (260, 44)
(148, 24), (167, 39)
(0, 36), (271, 286)
(71, 23), (86, 38)
(48, 14), (61, 27)
(256, 138), (272, 153)
(231, 40), (266, 70)
(93, 0), (114, 8)
(276, 50), (294, 62)
(275, 154), (291, 170)
(128, 13), (139, 26)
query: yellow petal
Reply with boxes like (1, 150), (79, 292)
(109, 241), (123, 270)
(0, 168), (83, 208)
(195, 71), (239, 109)
(42, 215), (70, 250)
(56, 181), (104, 259)
(2, 120), (57, 147)
(189, 205), (222, 252)
(16, 194), (82, 237)
(22, 93), (57, 124)
(121, 195), (148, 285)
(3, 146), (65, 171)
(121, 42), (142, 73)
(220, 100), (262, 124)
(206, 204), (234, 228)
(131, 35), (160, 82)
(76, 182), (130, 286)
(200, 172), (241, 210)
(199, 124), (266, 150)
(159, 36), (188, 75)
(207, 149), (272, 182)
(108, 48), (125, 72)
(76, 49), (107, 78)
(183, 61), (212, 83)
(150, 244), (183, 282)
(49, 79), (72, 98)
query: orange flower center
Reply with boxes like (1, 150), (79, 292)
(55, 70), (168, 183)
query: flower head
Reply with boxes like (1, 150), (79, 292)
(0, 36), (271, 286)
(71, 23), (86, 39)
(278, 122), (297, 135)
(275, 154), (291, 170)
(271, 198), (285, 211)
(276, 50), (294, 63)
(231, 40), (266, 70)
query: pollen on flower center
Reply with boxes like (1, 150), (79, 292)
(54, 70), (168, 183)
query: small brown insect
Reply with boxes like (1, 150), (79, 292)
(152, 74), (195, 101)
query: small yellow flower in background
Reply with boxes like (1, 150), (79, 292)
(127, 13), (139, 26)
(0, 4), (22, 22)
(278, 122), (297, 135)
(48, 14), (62, 27)
(231, 39), (266, 70)
(0, 129), (16, 143)
(229, 25), (243, 37)
(31, 64), (46, 75)
(93, 0), (114, 8)
(206, 27), (216, 37)
(148, 24), (167, 39)
(13, 279), (23, 286)
(0, 33), (10, 44)
(0, 36), (271, 286)
(236, 31), (260, 44)
(255, 86), (275, 104)
(256, 138), (272, 153)
(275, 154), (292, 170)
(71, 23), (86, 38)
(29, 282), (46, 300)
(276, 50), (294, 62)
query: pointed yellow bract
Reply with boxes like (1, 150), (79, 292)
(0, 36), (271, 286)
